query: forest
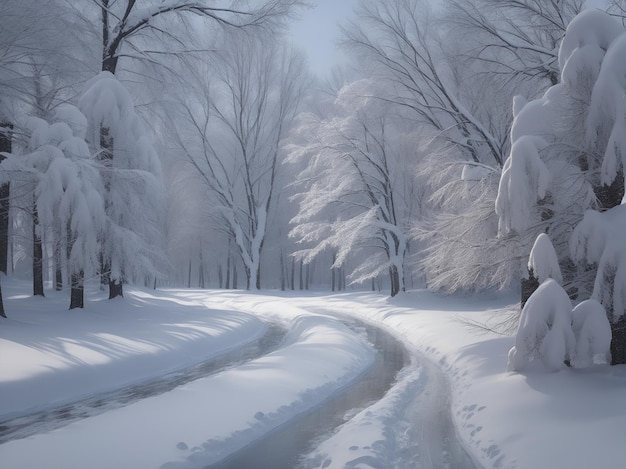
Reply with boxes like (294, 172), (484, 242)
(3, 0), (626, 362)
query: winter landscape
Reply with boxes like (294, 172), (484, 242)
(3, 0), (626, 468)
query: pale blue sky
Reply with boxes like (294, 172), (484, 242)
(288, 0), (358, 77)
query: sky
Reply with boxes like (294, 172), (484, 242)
(288, 0), (358, 77)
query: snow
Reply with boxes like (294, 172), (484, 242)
(527, 233), (562, 283)
(571, 299), (611, 367)
(3, 284), (626, 468)
(571, 205), (626, 322)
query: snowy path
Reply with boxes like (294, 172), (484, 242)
(210, 318), (411, 469)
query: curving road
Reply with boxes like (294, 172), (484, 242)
(0, 309), (478, 469)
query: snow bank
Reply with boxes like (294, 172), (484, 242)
(0, 282), (266, 417)
(261, 290), (626, 469)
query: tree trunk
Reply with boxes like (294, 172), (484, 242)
(198, 250), (205, 288)
(280, 252), (286, 291)
(610, 317), (626, 365)
(0, 278), (6, 318)
(521, 269), (540, 308)
(109, 278), (123, 299)
(218, 264), (223, 289)
(390, 265), (400, 297)
(54, 236), (63, 291)
(299, 260), (304, 290)
(100, 253), (109, 291)
(225, 241), (231, 289)
(305, 262), (311, 290)
(69, 270), (84, 309)
(0, 122), (12, 275)
(187, 256), (192, 288)
(232, 265), (238, 289)
(32, 204), (44, 297)
(290, 257), (295, 290)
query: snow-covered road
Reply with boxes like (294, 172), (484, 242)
(4, 283), (626, 469)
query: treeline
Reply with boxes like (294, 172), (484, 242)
(1, 0), (626, 319)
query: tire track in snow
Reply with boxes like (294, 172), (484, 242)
(0, 323), (286, 444)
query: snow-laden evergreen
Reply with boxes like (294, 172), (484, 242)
(79, 72), (165, 291)
(26, 112), (105, 285)
(508, 278), (575, 372)
(496, 9), (626, 310)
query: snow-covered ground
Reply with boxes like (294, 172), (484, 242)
(2, 281), (626, 468)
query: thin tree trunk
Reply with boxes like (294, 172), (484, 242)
(232, 264), (238, 289)
(218, 264), (223, 289)
(0, 123), (12, 276)
(225, 253), (231, 289)
(54, 232), (63, 291)
(280, 252), (286, 291)
(69, 270), (84, 309)
(290, 257), (295, 290)
(32, 203), (44, 297)
(299, 260), (304, 290)
(100, 253), (109, 291)
(0, 279), (5, 318)
(198, 250), (205, 288)
(187, 256), (192, 288)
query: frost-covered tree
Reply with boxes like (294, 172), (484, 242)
(507, 278), (575, 372)
(288, 79), (417, 296)
(79, 72), (165, 298)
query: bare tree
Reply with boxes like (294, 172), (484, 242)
(445, 0), (584, 86)
(342, 0), (507, 168)
(171, 32), (307, 290)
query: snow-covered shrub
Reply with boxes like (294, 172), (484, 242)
(508, 278), (575, 372)
(571, 299), (612, 367)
